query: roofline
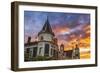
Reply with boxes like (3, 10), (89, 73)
(25, 40), (58, 47)
(38, 31), (55, 36)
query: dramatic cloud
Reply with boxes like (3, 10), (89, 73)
(24, 11), (90, 59)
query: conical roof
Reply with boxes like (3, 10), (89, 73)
(38, 18), (54, 36)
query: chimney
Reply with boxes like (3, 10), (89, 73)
(27, 36), (31, 43)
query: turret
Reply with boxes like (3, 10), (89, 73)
(38, 17), (55, 41)
(72, 39), (80, 59)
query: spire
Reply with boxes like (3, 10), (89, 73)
(42, 18), (52, 32)
(38, 16), (54, 36)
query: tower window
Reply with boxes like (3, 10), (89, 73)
(44, 44), (49, 56)
(40, 36), (43, 40)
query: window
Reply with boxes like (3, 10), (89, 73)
(75, 48), (79, 54)
(53, 50), (56, 56)
(26, 48), (30, 53)
(33, 47), (37, 57)
(40, 36), (43, 40)
(44, 44), (49, 56)
(51, 48), (53, 55)
(39, 47), (42, 55)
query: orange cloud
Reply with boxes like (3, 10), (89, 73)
(80, 51), (90, 59)
(83, 25), (90, 31)
(53, 26), (70, 35)
(64, 37), (90, 50)
(83, 24), (90, 34)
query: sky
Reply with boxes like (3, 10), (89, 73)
(24, 11), (90, 59)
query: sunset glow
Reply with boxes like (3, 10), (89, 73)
(24, 11), (90, 59)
